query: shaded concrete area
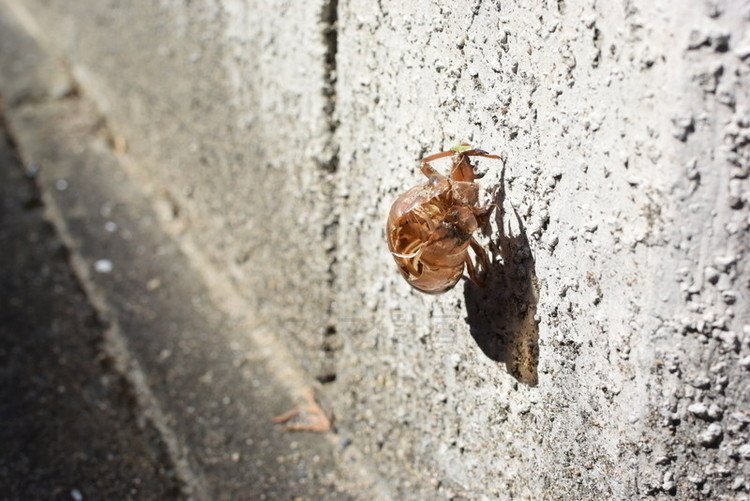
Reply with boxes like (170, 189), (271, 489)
(0, 117), (179, 499)
(464, 164), (540, 387)
(0, 7), (375, 498)
(0, 97), (363, 499)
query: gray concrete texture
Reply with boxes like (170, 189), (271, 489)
(0, 107), (181, 500)
(0, 5), (375, 499)
(4, 0), (750, 499)
(8, 0), (339, 381)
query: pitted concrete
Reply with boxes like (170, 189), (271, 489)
(3, 0), (750, 499)
(332, 2), (750, 498)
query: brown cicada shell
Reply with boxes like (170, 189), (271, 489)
(386, 145), (501, 294)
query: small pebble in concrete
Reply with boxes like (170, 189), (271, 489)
(707, 404), (723, 421)
(698, 423), (723, 447)
(688, 402), (708, 419)
(704, 266), (720, 284)
(662, 470), (676, 494)
(731, 476), (745, 490)
(94, 259), (113, 273)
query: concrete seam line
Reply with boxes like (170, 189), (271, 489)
(322, 0), (339, 172)
(312, 4), (394, 494)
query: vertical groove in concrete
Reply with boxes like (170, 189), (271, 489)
(321, 0), (339, 173)
(319, 0), (342, 385)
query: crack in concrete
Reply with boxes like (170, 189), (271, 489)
(468, 0), (483, 31)
(320, 0), (342, 385)
(321, 0), (339, 173)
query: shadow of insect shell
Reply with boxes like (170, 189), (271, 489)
(464, 163), (540, 386)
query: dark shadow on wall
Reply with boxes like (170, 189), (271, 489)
(464, 163), (540, 386)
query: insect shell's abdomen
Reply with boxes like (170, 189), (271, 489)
(406, 241), (469, 293)
(386, 182), (472, 294)
(406, 261), (464, 294)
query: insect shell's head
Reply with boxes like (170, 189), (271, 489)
(450, 143), (472, 154)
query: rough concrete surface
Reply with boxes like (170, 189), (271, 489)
(2, 0), (750, 500)
(333, 1), (750, 499)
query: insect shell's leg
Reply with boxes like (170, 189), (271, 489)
(450, 150), (504, 182)
(421, 149), (463, 180)
(474, 203), (495, 217)
(420, 161), (444, 179)
(461, 149), (503, 160)
(466, 237), (490, 287)
(421, 149), (457, 164)
(473, 202), (497, 228)
(464, 251), (479, 286)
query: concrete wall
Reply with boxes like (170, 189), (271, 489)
(10, 0), (750, 498)
(12, 0), (339, 380)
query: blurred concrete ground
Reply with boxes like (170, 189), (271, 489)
(0, 83), (364, 501)
(0, 115), (179, 499)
